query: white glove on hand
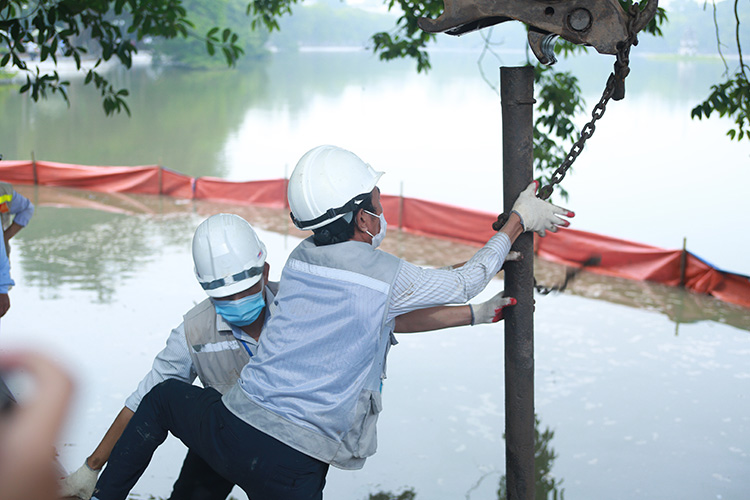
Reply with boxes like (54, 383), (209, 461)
(59, 461), (99, 500)
(470, 291), (517, 325)
(510, 181), (574, 236)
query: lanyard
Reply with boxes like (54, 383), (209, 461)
(241, 341), (254, 358)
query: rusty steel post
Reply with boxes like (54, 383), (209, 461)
(501, 66), (535, 500)
(679, 237), (688, 287)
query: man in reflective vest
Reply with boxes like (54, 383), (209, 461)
(91, 145), (573, 500)
(60, 213), (273, 500)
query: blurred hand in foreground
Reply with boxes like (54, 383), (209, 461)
(0, 352), (73, 500)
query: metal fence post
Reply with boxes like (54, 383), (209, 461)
(501, 65), (536, 500)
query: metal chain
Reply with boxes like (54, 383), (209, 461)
(537, 75), (615, 200)
(493, 3), (646, 294)
(537, 3), (644, 201)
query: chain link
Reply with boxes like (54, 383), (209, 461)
(537, 3), (644, 201)
(538, 76), (615, 200)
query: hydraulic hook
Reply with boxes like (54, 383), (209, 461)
(418, 0), (659, 66)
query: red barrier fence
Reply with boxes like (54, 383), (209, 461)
(2, 160), (748, 308)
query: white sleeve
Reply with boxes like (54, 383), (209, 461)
(387, 231), (511, 321)
(124, 322), (197, 412)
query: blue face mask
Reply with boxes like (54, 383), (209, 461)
(212, 289), (265, 326)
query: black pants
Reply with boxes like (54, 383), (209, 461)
(94, 379), (328, 500)
(0, 373), (16, 410)
(169, 449), (235, 500)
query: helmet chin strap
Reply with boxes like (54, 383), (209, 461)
(291, 192), (370, 230)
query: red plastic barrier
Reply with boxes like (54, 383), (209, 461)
(400, 197), (496, 246)
(194, 177), (287, 208)
(0, 161), (36, 184)
(711, 272), (750, 308)
(0, 160), (748, 308)
(537, 228), (684, 283)
(538, 228), (750, 308)
(35, 161), (161, 194)
(159, 167), (194, 198)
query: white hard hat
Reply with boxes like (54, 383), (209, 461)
(192, 214), (267, 298)
(288, 145), (384, 230)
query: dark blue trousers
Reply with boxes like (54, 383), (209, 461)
(94, 379), (328, 500)
(169, 449), (234, 500)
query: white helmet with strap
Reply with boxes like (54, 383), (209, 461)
(288, 145), (383, 231)
(192, 214), (267, 298)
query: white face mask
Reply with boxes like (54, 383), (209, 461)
(364, 210), (387, 248)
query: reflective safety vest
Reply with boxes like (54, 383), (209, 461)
(223, 237), (403, 470)
(183, 298), (251, 395)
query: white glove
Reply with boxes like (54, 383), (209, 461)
(510, 181), (574, 236)
(59, 461), (99, 500)
(470, 291), (517, 325)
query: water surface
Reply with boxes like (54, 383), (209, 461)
(1, 187), (747, 500)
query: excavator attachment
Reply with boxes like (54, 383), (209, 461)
(418, 0), (658, 65)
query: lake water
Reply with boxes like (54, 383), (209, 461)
(0, 48), (749, 500)
(1, 47), (748, 274)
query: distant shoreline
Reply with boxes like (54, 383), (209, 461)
(0, 48), (734, 86)
(0, 52), (153, 84)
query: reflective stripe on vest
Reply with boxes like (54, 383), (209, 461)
(0, 183), (14, 220)
(184, 298), (251, 395)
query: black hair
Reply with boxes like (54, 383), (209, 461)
(312, 193), (375, 246)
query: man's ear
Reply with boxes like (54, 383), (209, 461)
(355, 208), (369, 232)
(263, 262), (270, 282)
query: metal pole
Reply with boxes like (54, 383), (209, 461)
(501, 65), (535, 500)
(679, 237), (687, 287)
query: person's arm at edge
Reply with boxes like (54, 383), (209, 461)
(85, 407), (134, 471)
(3, 222), (24, 242)
(0, 224), (13, 317)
